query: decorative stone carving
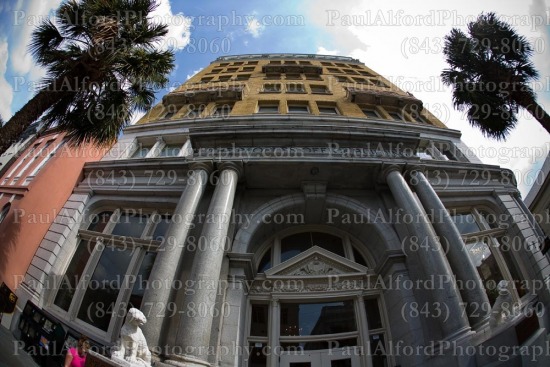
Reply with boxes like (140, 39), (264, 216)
(489, 280), (514, 328)
(288, 256), (341, 276)
(111, 308), (152, 367)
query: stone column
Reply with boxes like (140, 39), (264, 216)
(167, 162), (242, 367)
(410, 170), (490, 329)
(141, 163), (211, 350)
(384, 167), (470, 339)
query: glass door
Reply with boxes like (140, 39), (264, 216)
(280, 348), (360, 367)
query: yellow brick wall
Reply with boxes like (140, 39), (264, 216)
(136, 56), (446, 128)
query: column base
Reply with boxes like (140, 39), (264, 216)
(161, 354), (211, 367)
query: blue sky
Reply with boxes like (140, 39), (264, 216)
(0, 0), (549, 196)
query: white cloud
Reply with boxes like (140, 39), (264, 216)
(150, 0), (192, 50)
(185, 68), (202, 81)
(0, 39), (13, 120)
(10, 0), (61, 80)
(245, 17), (265, 38)
(305, 0), (550, 197)
(317, 46), (340, 55)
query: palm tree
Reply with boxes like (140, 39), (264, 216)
(441, 12), (550, 140)
(0, 0), (174, 153)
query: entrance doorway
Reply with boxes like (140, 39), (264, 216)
(280, 348), (361, 367)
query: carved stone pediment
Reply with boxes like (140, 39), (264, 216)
(265, 246), (368, 278)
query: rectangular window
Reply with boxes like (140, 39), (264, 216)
(257, 104), (279, 114)
(310, 85), (329, 94)
(235, 74), (250, 81)
(265, 73), (281, 80)
(213, 103), (233, 118)
(210, 68), (223, 74)
(77, 247), (134, 331)
(327, 68), (340, 73)
(286, 83), (305, 93)
(218, 75), (231, 82)
(226, 67), (238, 72)
(285, 73), (301, 80)
(200, 77), (213, 83)
(250, 304), (269, 336)
(362, 109), (381, 119)
(27, 139), (66, 180)
(388, 112), (403, 121)
(318, 105), (339, 115)
(336, 76), (350, 83)
(305, 74), (323, 81)
(53, 208), (168, 339)
(288, 104), (310, 114)
(280, 301), (356, 336)
(241, 66), (255, 72)
(262, 83), (281, 93)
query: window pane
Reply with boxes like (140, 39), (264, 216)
(247, 343), (267, 367)
(370, 333), (387, 367)
(132, 146), (151, 158)
(499, 239), (527, 298)
(388, 112), (402, 121)
(87, 211), (113, 233)
(281, 232), (311, 263)
(152, 215), (172, 241)
(319, 107), (338, 115)
(364, 299), (382, 330)
(466, 239), (504, 305)
(280, 300), (356, 336)
(250, 304), (269, 336)
(281, 232), (344, 262)
(331, 359), (352, 367)
(214, 104), (233, 117)
(362, 109), (379, 119)
(288, 105), (309, 114)
(352, 248), (368, 267)
(54, 240), (95, 311)
(281, 338), (356, 352)
(258, 250), (271, 272)
(77, 247), (134, 331)
(159, 144), (181, 157)
(128, 252), (157, 309)
(450, 213), (481, 234)
(111, 213), (148, 238)
(258, 105), (279, 113)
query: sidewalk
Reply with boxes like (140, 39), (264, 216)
(0, 325), (39, 367)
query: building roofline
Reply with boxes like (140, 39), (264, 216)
(214, 53), (362, 64)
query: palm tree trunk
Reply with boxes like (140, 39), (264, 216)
(518, 95), (550, 136)
(0, 89), (60, 154)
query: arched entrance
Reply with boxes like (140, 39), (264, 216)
(232, 194), (402, 367)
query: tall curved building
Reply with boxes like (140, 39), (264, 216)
(13, 54), (550, 367)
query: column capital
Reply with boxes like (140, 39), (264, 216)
(378, 164), (403, 183)
(217, 161), (244, 178)
(404, 164), (425, 181)
(189, 162), (214, 174)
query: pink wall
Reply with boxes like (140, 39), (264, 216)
(0, 131), (108, 291)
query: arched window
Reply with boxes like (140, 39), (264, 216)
(256, 229), (369, 273)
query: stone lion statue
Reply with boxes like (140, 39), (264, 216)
(112, 308), (152, 366)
